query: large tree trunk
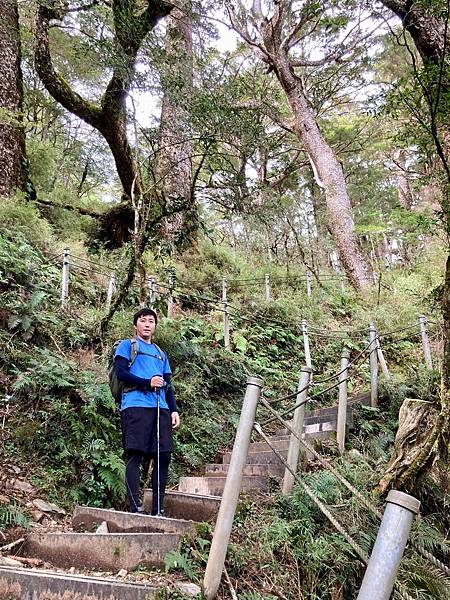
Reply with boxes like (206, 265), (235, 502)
(381, 1), (448, 65)
(271, 58), (373, 291)
(157, 1), (195, 250)
(0, 0), (28, 197)
(227, 1), (374, 292)
(34, 1), (173, 203)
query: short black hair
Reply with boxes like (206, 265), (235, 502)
(133, 308), (158, 325)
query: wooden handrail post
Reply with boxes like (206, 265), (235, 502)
(282, 367), (312, 494)
(419, 315), (433, 369)
(222, 276), (230, 350)
(61, 248), (70, 308)
(167, 274), (175, 318)
(369, 323), (378, 407)
(358, 491), (420, 600)
(203, 376), (263, 600)
(106, 271), (116, 310)
(265, 273), (270, 301)
(302, 319), (312, 369)
(306, 270), (312, 297)
(337, 349), (350, 454)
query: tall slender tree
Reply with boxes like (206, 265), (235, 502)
(224, 0), (374, 291)
(0, 0), (29, 197)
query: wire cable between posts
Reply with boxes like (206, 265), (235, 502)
(262, 340), (373, 422)
(253, 422), (370, 564)
(253, 423), (420, 600)
(260, 397), (450, 579)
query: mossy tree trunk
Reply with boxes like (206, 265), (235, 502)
(34, 1), (173, 301)
(0, 0), (30, 198)
(157, 0), (196, 251)
(34, 1), (173, 203)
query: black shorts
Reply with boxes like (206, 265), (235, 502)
(121, 407), (173, 455)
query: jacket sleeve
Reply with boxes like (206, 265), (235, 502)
(164, 372), (179, 413)
(114, 356), (151, 390)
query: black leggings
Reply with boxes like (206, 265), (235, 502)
(125, 450), (171, 513)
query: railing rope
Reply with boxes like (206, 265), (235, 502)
(203, 376), (263, 600)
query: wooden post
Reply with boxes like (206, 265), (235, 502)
(302, 320), (312, 369)
(106, 271), (116, 310)
(265, 273), (270, 302)
(282, 367), (312, 494)
(358, 491), (420, 600)
(167, 274), (175, 318)
(337, 349), (350, 455)
(203, 377), (263, 600)
(222, 276), (230, 350)
(419, 315), (433, 369)
(61, 248), (70, 308)
(306, 270), (312, 297)
(369, 323), (378, 407)
(339, 274), (345, 293)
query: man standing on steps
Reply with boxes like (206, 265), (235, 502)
(114, 308), (180, 515)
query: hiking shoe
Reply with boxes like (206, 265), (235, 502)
(151, 509), (166, 517)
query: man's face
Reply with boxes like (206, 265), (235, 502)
(135, 314), (156, 341)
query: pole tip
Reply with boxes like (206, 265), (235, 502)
(386, 490), (420, 514)
(246, 376), (264, 388)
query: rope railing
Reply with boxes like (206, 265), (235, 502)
(262, 342), (373, 419)
(253, 420), (417, 600)
(252, 421), (370, 564)
(259, 393), (450, 580)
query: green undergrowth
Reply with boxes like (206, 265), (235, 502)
(163, 370), (449, 600)
(0, 196), (448, 599)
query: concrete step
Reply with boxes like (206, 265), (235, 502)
(0, 565), (158, 599)
(205, 463), (284, 478)
(249, 438), (289, 453)
(273, 405), (355, 435)
(21, 531), (180, 571)
(72, 506), (195, 535)
(274, 421), (337, 440)
(223, 449), (288, 465)
(178, 475), (268, 496)
(143, 490), (221, 522)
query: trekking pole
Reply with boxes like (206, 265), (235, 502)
(156, 387), (161, 516)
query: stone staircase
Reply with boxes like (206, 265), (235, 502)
(0, 398), (364, 598)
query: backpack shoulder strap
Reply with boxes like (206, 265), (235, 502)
(129, 338), (139, 365)
(152, 343), (166, 363)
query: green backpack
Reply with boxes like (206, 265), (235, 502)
(108, 338), (166, 403)
(108, 338), (139, 403)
